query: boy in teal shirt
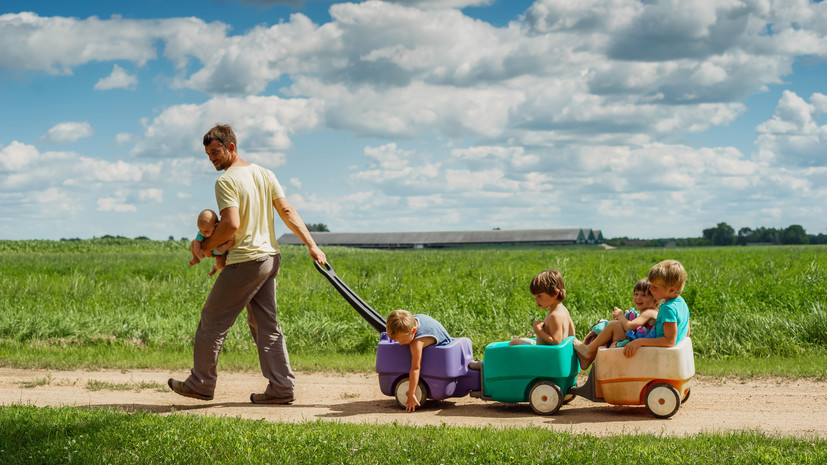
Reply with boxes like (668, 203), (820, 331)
(623, 259), (690, 358)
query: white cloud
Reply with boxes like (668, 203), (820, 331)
(364, 143), (414, 169)
(3, 2), (827, 239)
(0, 141), (40, 171)
(95, 64), (138, 90)
(114, 133), (133, 144)
(756, 90), (827, 166)
(139, 188), (163, 202)
(41, 121), (94, 144)
(97, 197), (136, 212)
(131, 96), (323, 158)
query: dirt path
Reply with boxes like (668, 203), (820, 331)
(2, 368), (824, 438)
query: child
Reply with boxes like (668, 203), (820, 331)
(622, 259), (690, 357)
(188, 209), (235, 276)
(386, 309), (451, 412)
(577, 260), (690, 368)
(510, 269), (576, 346)
(573, 278), (659, 369)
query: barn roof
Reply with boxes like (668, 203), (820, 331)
(277, 228), (596, 249)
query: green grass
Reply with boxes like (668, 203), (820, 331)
(0, 406), (824, 465)
(1, 239), (826, 377)
(1, 239), (825, 462)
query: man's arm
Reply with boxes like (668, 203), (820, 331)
(273, 197), (327, 265)
(200, 206), (240, 256)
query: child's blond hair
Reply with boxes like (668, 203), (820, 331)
(529, 269), (566, 300)
(386, 309), (416, 338)
(648, 260), (686, 295)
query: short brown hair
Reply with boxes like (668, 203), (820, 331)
(530, 269), (566, 300)
(203, 124), (237, 149)
(386, 309), (416, 338)
(648, 260), (687, 295)
(633, 278), (652, 295)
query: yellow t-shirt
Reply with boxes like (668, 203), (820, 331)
(214, 164), (285, 265)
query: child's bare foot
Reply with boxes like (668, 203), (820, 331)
(189, 257), (201, 266)
(209, 265), (221, 276)
(573, 341), (593, 370)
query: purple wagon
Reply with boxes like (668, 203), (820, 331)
(315, 261), (481, 409)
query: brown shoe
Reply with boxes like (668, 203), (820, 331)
(168, 378), (213, 401)
(250, 392), (295, 404)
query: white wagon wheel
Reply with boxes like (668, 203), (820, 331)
(394, 377), (428, 410)
(528, 381), (563, 415)
(644, 383), (681, 419)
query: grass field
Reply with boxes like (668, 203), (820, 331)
(1, 239), (825, 374)
(1, 239), (825, 463)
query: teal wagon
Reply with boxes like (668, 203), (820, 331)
(470, 336), (580, 414)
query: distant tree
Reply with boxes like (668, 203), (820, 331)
(810, 233), (827, 245)
(702, 222), (735, 246)
(737, 227), (752, 245)
(306, 223), (330, 232)
(168, 235), (175, 241)
(135, 236), (151, 240)
(781, 224), (809, 244)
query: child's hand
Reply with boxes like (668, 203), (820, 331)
(406, 394), (420, 412)
(623, 339), (642, 358)
(611, 307), (624, 319)
(190, 239), (205, 261)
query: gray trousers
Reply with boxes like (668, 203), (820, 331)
(185, 254), (295, 398)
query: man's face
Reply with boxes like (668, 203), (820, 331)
(205, 140), (232, 171)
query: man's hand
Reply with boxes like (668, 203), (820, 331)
(309, 245), (327, 266)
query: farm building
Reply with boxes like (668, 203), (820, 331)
(277, 228), (604, 250)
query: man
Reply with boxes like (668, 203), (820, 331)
(169, 124), (326, 404)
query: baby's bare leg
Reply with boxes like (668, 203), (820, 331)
(209, 255), (227, 276)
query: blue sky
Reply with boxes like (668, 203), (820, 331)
(1, 0), (825, 241)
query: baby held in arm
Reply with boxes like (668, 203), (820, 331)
(189, 208), (235, 276)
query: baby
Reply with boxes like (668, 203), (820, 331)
(189, 209), (235, 276)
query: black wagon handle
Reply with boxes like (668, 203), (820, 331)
(314, 260), (387, 333)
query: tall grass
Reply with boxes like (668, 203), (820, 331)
(1, 239), (825, 371)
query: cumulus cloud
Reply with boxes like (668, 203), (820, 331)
(97, 196), (136, 212)
(41, 121), (94, 144)
(94, 64), (138, 90)
(3, 1), (827, 238)
(756, 90), (827, 166)
(130, 95), (324, 159)
(0, 141), (40, 171)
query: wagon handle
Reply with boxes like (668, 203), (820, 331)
(314, 260), (387, 333)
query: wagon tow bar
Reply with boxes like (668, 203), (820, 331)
(314, 260), (387, 333)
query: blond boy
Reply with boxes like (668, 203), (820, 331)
(386, 309), (451, 412)
(621, 259), (690, 358)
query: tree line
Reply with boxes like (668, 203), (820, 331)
(607, 223), (827, 247)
